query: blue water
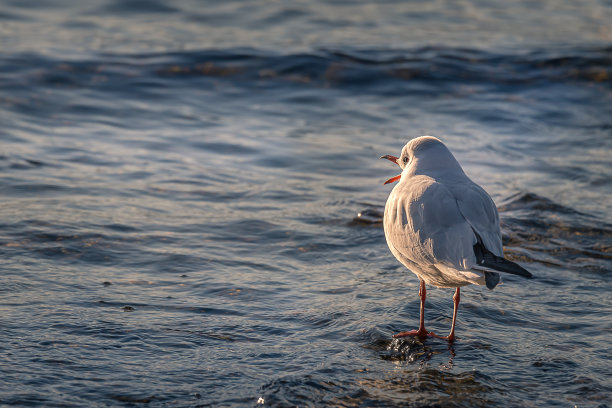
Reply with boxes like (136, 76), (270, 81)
(1, 1), (611, 407)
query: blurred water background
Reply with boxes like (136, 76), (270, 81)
(1, 0), (611, 406)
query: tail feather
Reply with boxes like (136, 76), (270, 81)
(484, 271), (501, 289)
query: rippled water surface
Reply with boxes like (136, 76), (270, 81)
(1, 0), (611, 407)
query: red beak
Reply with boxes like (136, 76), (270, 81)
(381, 155), (399, 164)
(383, 174), (401, 185)
(380, 155), (401, 184)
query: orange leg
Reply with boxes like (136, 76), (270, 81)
(393, 280), (432, 338)
(446, 287), (460, 342)
(393, 283), (460, 342)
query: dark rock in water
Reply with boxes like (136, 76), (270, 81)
(111, 395), (155, 403)
(351, 208), (384, 225)
(380, 337), (433, 363)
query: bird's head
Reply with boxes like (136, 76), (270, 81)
(380, 136), (462, 184)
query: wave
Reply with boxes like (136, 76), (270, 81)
(2, 46), (610, 94)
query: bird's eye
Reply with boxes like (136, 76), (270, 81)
(403, 156), (409, 164)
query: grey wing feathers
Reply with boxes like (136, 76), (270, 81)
(453, 182), (503, 256)
(457, 182), (533, 279)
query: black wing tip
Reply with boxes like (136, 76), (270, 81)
(501, 258), (533, 278)
(473, 240), (534, 279)
(487, 255), (533, 279)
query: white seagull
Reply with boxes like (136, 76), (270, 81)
(381, 136), (532, 342)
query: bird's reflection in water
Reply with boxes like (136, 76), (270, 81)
(383, 336), (456, 369)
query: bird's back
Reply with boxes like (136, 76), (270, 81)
(383, 174), (502, 288)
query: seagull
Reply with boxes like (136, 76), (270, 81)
(381, 136), (532, 342)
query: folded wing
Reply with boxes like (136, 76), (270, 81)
(384, 176), (483, 286)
